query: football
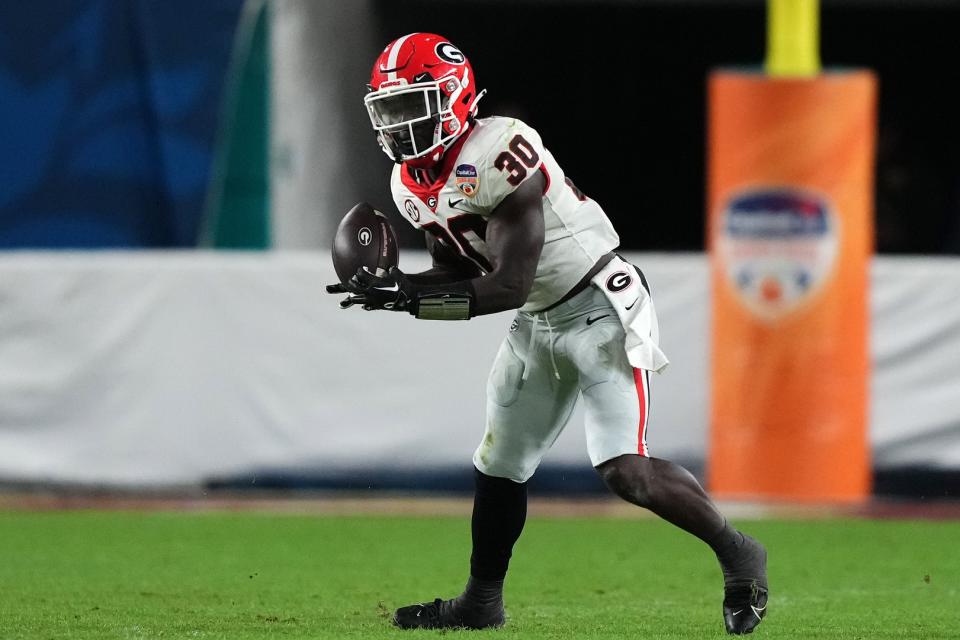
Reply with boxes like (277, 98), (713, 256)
(332, 202), (399, 285)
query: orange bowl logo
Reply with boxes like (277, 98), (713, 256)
(455, 164), (479, 197)
(717, 187), (839, 321)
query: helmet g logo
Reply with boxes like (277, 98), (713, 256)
(358, 227), (373, 246)
(435, 42), (465, 64)
(605, 271), (633, 293)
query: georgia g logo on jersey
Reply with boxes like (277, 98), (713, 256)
(435, 42), (465, 65)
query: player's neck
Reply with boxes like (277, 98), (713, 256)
(406, 163), (443, 185)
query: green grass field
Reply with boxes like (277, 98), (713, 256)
(1, 511), (957, 639)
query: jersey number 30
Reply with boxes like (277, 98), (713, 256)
(495, 134), (540, 186)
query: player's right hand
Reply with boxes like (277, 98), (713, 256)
(347, 266), (417, 312)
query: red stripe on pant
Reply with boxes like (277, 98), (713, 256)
(633, 368), (649, 456)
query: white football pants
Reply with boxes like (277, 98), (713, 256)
(474, 281), (658, 483)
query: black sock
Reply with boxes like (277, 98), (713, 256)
(708, 520), (744, 561)
(469, 467), (528, 581)
(457, 575), (505, 608)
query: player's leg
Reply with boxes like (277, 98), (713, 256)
(574, 313), (767, 635)
(392, 468), (527, 630)
(393, 320), (580, 629)
(595, 454), (767, 635)
(462, 332), (578, 620)
(587, 367), (731, 544)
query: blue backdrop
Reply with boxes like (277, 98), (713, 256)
(0, 1), (243, 248)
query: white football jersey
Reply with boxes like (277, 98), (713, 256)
(390, 116), (620, 312)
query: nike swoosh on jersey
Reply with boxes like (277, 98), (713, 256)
(624, 297), (639, 310)
(586, 314), (610, 326)
(448, 198), (465, 209)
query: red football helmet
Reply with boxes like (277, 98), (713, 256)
(365, 33), (485, 166)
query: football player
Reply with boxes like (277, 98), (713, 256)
(327, 33), (768, 634)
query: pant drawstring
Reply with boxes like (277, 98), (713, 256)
(543, 311), (561, 380)
(519, 313), (561, 382)
(521, 315), (538, 382)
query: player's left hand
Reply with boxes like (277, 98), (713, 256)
(324, 281), (360, 309)
(329, 266), (417, 312)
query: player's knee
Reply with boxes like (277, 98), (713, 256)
(596, 454), (655, 507)
(474, 451), (536, 484)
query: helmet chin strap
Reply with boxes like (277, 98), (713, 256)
(469, 89), (487, 117)
(384, 137), (403, 165)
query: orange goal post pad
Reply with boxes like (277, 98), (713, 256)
(707, 71), (876, 503)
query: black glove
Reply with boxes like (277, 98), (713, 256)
(327, 267), (475, 320)
(324, 282), (357, 308)
(326, 266), (418, 312)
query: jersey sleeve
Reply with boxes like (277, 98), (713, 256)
(473, 119), (547, 213)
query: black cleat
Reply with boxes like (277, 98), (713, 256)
(393, 597), (505, 630)
(723, 580), (768, 634)
(720, 534), (768, 634)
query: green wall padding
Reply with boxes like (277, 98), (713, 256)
(203, 0), (270, 249)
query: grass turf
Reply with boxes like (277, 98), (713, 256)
(0, 511), (957, 639)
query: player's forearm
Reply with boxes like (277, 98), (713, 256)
(404, 267), (530, 319)
(406, 266), (466, 286)
(470, 269), (534, 315)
